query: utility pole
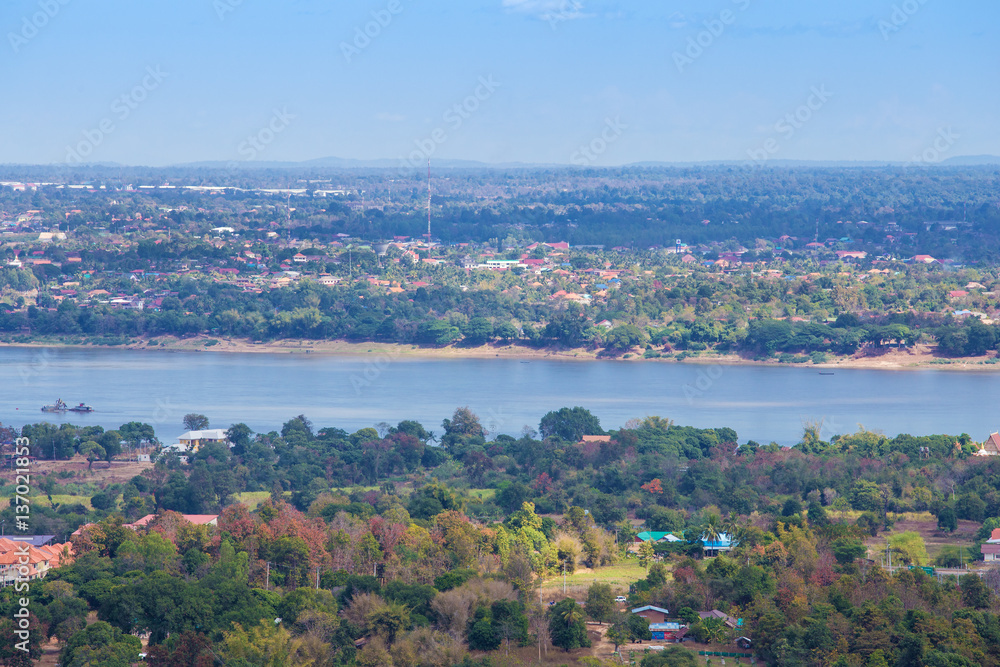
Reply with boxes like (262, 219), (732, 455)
(538, 582), (543, 663)
(265, 562), (270, 590)
(562, 562), (566, 594)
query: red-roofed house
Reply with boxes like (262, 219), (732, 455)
(0, 541), (73, 585)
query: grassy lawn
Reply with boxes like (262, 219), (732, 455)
(540, 561), (649, 594)
(236, 491), (271, 510)
(865, 516), (980, 566)
(34, 494), (94, 510)
(467, 488), (495, 501)
(332, 485), (382, 493)
(828, 510), (935, 522)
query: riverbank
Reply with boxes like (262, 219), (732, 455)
(1, 335), (997, 370)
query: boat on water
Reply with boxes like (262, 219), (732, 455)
(41, 399), (68, 413)
(69, 403), (94, 413)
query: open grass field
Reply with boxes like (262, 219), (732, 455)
(467, 488), (496, 501)
(828, 510), (936, 522)
(865, 515), (980, 565)
(33, 494), (94, 510)
(539, 561), (649, 603)
(0, 454), (153, 487)
(235, 491), (272, 510)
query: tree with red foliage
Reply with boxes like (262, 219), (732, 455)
(369, 516), (407, 554)
(217, 504), (259, 558)
(532, 472), (554, 493)
(641, 478), (664, 494)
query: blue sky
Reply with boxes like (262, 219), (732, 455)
(1, 0), (996, 166)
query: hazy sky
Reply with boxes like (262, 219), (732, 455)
(2, 0), (996, 166)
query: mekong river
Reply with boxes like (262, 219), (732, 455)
(1, 347), (995, 445)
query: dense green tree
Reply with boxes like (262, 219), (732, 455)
(539, 407), (603, 442)
(59, 621), (142, 667)
(584, 582), (615, 624)
(183, 414), (210, 431)
(937, 505), (958, 532)
(548, 599), (590, 651)
(640, 647), (698, 666)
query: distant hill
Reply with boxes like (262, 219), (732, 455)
(174, 157), (552, 170)
(5, 155), (998, 172)
(940, 155), (1000, 166)
(625, 160), (898, 168)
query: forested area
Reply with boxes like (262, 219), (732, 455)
(5, 269), (1000, 361)
(5, 165), (1000, 363)
(5, 166), (1000, 665)
(4, 165), (1000, 256)
(5, 408), (1000, 665)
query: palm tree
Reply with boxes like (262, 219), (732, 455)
(723, 512), (744, 547)
(561, 604), (584, 628)
(702, 513), (723, 544)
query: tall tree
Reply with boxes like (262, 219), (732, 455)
(584, 582), (615, 624)
(183, 414), (210, 431)
(549, 599), (590, 652)
(539, 407), (603, 442)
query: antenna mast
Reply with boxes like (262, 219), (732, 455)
(426, 158), (432, 241)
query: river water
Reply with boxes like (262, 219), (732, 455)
(1, 347), (996, 446)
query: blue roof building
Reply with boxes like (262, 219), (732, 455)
(701, 533), (735, 555)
